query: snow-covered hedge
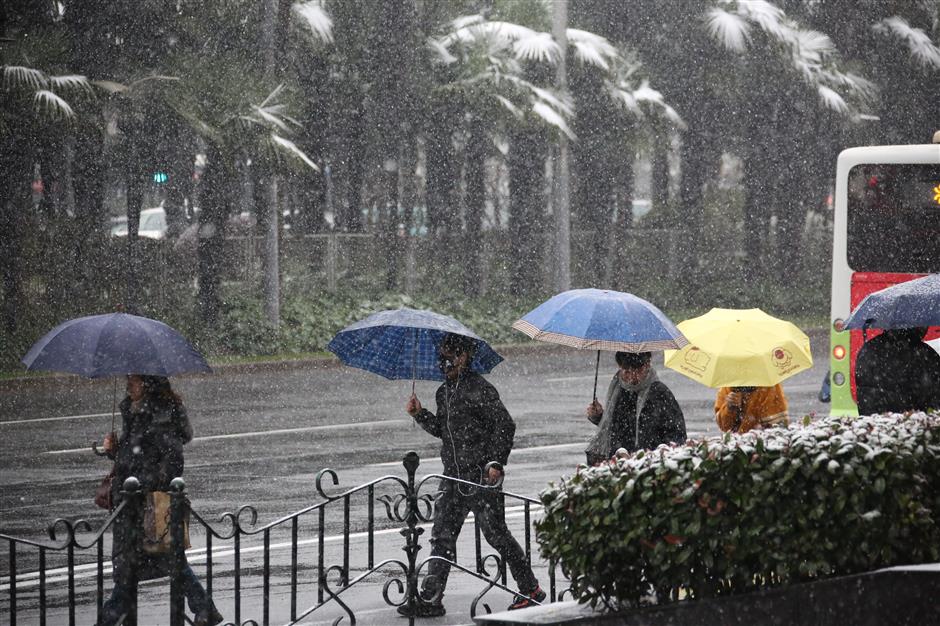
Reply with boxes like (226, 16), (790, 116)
(536, 412), (940, 608)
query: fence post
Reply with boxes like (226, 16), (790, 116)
(327, 233), (338, 292)
(122, 477), (144, 626)
(400, 451), (422, 621)
(169, 478), (187, 626)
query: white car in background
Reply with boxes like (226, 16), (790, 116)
(109, 207), (168, 239)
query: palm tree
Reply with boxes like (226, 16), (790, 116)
(427, 9), (680, 294)
(1, 60), (94, 332)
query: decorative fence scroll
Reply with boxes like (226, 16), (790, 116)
(1, 451), (570, 625)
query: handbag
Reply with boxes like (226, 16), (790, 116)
(94, 469), (115, 510)
(142, 491), (191, 554)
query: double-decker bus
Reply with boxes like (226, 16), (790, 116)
(829, 134), (940, 416)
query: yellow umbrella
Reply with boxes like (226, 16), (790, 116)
(663, 308), (812, 388)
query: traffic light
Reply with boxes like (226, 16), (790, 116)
(153, 171), (168, 184)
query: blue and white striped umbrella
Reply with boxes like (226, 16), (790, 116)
(513, 289), (687, 400)
(512, 288), (688, 353)
(327, 307), (503, 382)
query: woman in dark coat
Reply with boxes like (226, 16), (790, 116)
(585, 351), (687, 465)
(98, 375), (222, 626)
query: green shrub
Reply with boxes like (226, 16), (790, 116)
(536, 412), (940, 609)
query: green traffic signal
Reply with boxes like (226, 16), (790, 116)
(153, 171), (168, 184)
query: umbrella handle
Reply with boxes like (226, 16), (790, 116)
(592, 350), (600, 403)
(92, 441), (109, 457)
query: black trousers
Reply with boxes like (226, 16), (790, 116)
(423, 480), (538, 600)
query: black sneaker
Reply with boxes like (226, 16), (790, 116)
(507, 585), (546, 611)
(396, 599), (446, 618)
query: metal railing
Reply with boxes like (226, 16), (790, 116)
(1, 452), (570, 625)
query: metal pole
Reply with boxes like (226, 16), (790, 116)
(169, 478), (186, 626)
(552, 0), (571, 292)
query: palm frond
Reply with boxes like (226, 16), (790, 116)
(3, 65), (47, 90)
(252, 105), (292, 132)
(513, 31), (560, 63)
(91, 79), (129, 94)
(271, 133), (319, 171)
(792, 30), (834, 63)
(495, 94), (523, 118)
(735, 0), (787, 40)
(874, 16), (940, 69)
(608, 85), (640, 114)
(817, 85), (849, 113)
(428, 38), (457, 64)
(33, 89), (75, 118)
(567, 29), (618, 69)
(451, 14), (484, 31)
(48, 74), (92, 93)
(705, 8), (750, 52)
(531, 101), (575, 139)
(294, 0), (334, 44)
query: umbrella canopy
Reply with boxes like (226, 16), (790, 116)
(664, 308), (812, 388)
(327, 307), (503, 382)
(22, 313), (211, 378)
(844, 273), (940, 330)
(511, 288), (688, 352)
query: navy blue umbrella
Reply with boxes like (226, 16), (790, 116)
(22, 312), (210, 378)
(844, 274), (940, 330)
(327, 307), (503, 384)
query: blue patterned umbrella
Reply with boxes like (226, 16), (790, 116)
(844, 273), (940, 330)
(327, 307), (503, 382)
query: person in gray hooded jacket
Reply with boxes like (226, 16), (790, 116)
(585, 351), (687, 465)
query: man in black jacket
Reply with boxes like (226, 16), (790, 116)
(401, 333), (544, 617)
(856, 327), (940, 414)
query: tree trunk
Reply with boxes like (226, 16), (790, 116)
(123, 155), (145, 315)
(382, 157), (401, 291)
(425, 98), (459, 236)
(551, 0), (571, 292)
(507, 127), (548, 297)
(463, 115), (486, 294)
(651, 141), (671, 224)
(197, 148), (229, 325)
(677, 125), (714, 292)
(254, 168), (280, 324)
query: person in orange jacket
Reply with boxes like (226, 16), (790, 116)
(714, 385), (789, 433)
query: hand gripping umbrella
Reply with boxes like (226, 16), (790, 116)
(327, 307), (503, 390)
(22, 312), (211, 452)
(512, 288), (688, 401)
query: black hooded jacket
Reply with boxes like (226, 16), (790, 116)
(413, 371), (515, 482)
(111, 396), (193, 503)
(856, 331), (940, 414)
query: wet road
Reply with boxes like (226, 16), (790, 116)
(1, 339), (829, 623)
(1, 338), (828, 537)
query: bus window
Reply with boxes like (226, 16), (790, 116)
(847, 164), (940, 273)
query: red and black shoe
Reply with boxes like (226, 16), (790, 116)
(507, 585), (546, 611)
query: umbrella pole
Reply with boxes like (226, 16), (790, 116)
(593, 350), (600, 403)
(111, 378), (117, 435)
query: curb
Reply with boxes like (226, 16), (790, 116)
(0, 341), (574, 390)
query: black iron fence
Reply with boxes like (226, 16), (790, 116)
(1, 452), (570, 625)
